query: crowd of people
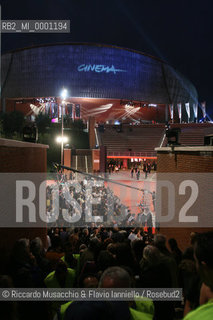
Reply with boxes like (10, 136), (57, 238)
(1, 172), (212, 320)
(130, 161), (157, 180)
(46, 176), (147, 228)
(1, 227), (213, 320)
(107, 161), (157, 179)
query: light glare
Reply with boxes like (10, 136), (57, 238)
(56, 136), (68, 143)
(61, 88), (68, 100)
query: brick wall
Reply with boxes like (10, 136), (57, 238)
(64, 148), (71, 177)
(92, 149), (100, 172)
(156, 147), (213, 251)
(157, 152), (213, 173)
(0, 139), (49, 273)
(0, 146), (47, 172)
(89, 117), (96, 149)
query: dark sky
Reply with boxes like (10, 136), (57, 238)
(1, 0), (213, 118)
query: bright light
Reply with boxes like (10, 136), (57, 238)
(125, 104), (134, 110)
(56, 136), (68, 143)
(61, 88), (68, 100)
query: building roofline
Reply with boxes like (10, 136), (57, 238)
(1, 42), (168, 65)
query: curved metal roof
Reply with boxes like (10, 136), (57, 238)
(1, 43), (198, 105)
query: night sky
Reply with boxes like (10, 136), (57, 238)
(1, 0), (213, 118)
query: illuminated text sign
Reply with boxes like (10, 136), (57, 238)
(77, 64), (126, 74)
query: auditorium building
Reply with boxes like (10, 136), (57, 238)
(2, 43), (212, 171)
(1, 42), (198, 123)
(1, 43), (213, 254)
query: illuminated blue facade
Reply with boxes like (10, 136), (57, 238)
(1, 43), (198, 105)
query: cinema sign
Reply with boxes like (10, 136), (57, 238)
(77, 64), (127, 74)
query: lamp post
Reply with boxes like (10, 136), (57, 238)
(60, 88), (68, 166)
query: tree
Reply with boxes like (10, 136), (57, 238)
(35, 113), (51, 135)
(1, 111), (25, 137)
(70, 119), (85, 131)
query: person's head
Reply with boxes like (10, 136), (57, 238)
(83, 228), (89, 237)
(99, 266), (132, 288)
(74, 227), (79, 234)
(115, 243), (134, 268)
(11, 238), (31, 264)
(83, 275), (98, 288)
(194, 231), (213, 290)
(132, 239), (146, 262)
(153, 234), (166, 249)
(111, 231), (125, 243)
(133, 228), (140, 235)
(97, 250), (115, 271)
(107, 243), (116, 255)
(54, 227), (59, 235)
(79, 244), (87, 254)
(30, 237), (43, 257)
(64, 300), (130, 320)
(103, 238), (113, 250)
(168, 238), (178, 251)
(92, 227), (99, 235)
(55, 260), (68, 287)
(190, 232), (198, 245)
(51, 235), (62, 250)
(145, 207), (149, 214)
(88, 238), (102, 252)
(79, 273), (99, 288)
(142, 245), (161, 265)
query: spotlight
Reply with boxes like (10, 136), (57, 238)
(56, 136), (68, 143)
(165, 126), (181, 146)
(61, 88), (68, 100)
